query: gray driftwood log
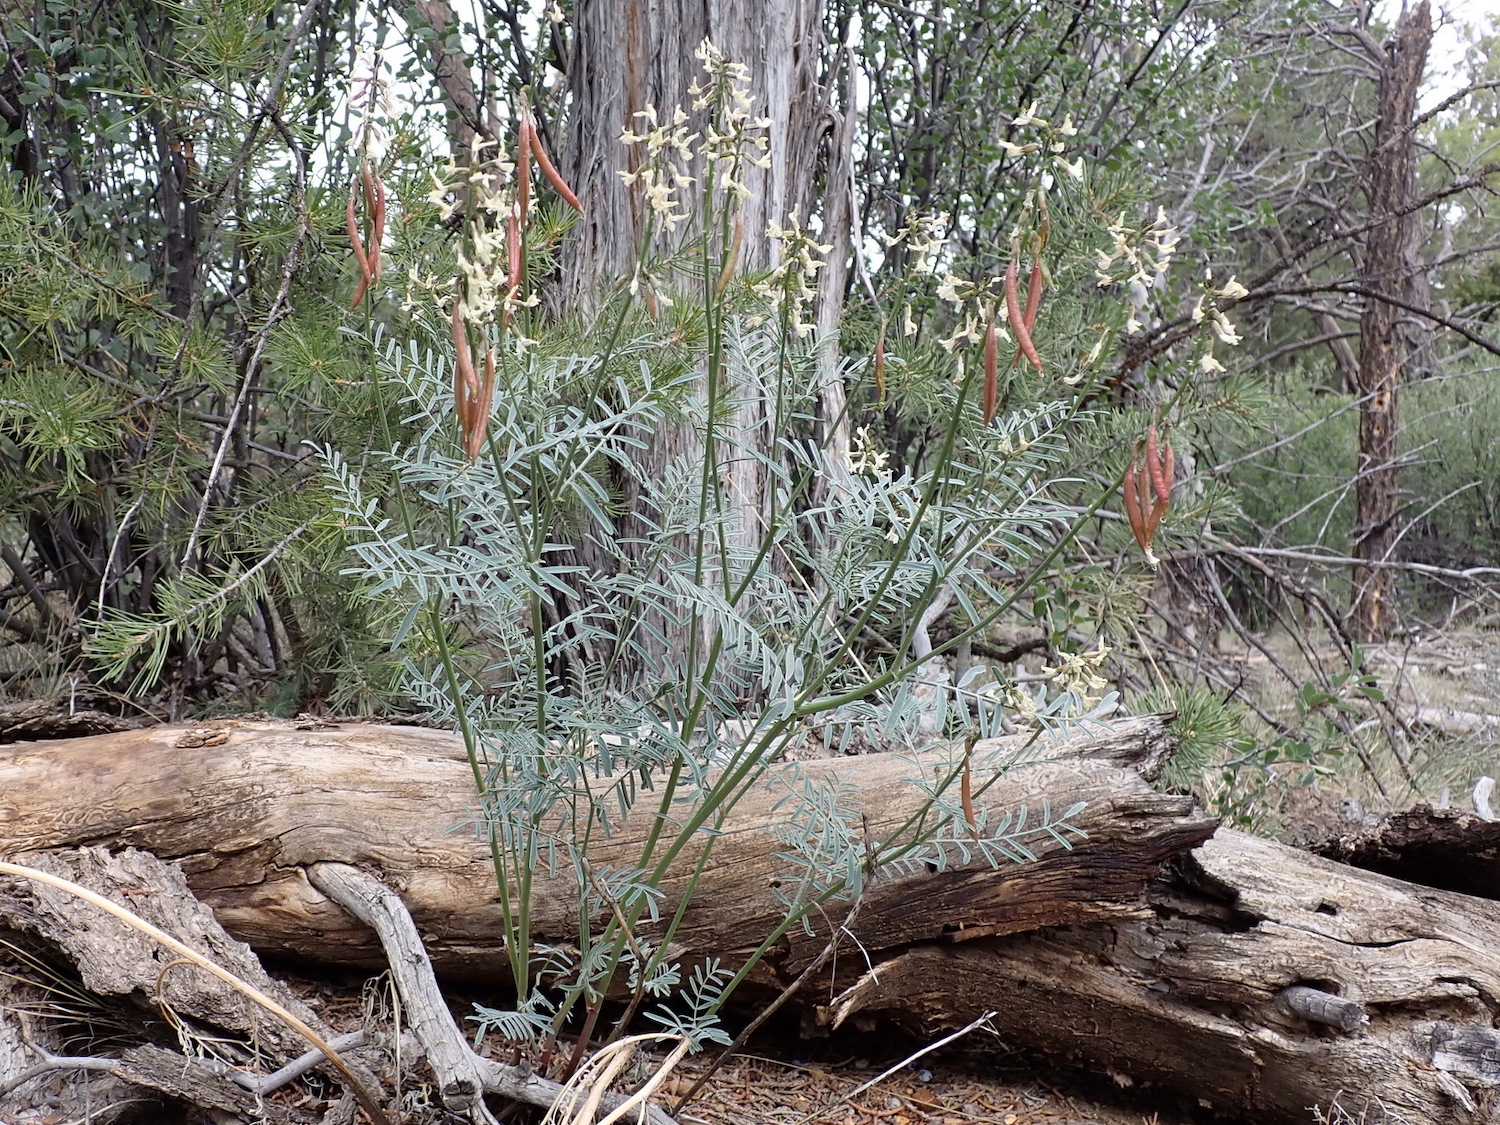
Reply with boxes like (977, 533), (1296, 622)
(2, 717), (1499, 1122)
(0, 716), (1201, 979)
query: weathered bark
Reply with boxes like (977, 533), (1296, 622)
(565, 0), (832, 288)
(1311, 800), (1500, 900)
(9, 719), (1500, 1121)
(1351, 1), (1431, 642)
(0, 716), (1200, 979)
(840, 829), (1500, 1123)
(562, 0), (850, 682)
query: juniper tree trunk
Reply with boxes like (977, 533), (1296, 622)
(563, 0), (851, 683)
(1351, 1), (1430, 642)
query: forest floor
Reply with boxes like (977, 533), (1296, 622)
(281, 974), (1195, 1125)
(1230, 624), (1500, 827)
(648, 1046), (1190, 1125)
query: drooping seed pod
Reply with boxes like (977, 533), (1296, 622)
(516, 117), (533, 227)
(1146, 425), (1167, 505)
(1158, 441), (1175, 507)
(465, 347), (498, 464)
(1005, 261), (1043, 374)
(370, 173), (386, 284)
(960, 753), (979, 842)
(873, 333), (887, 405)
(527, 114), (582, 212)
(1010, 261), (1045, 372)
(347, 188), (371, 309)
(451, 294), (478, 437)
(1123, 457), (1149, 553)
(1023, 261), (1043, 332)
(504, 212), (522, 328)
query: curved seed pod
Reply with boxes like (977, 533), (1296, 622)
(1023, 261), (1043, 331)
(451, 296), (478, 434)
(1011, 261), (1045, 372)
(873, 333), (887, 405)
(465, 346), (498, 463)
(1123, 462), (1146, 552)
(1146, 425), (1168, 505)
(357, 162), (385, 286)
(371, 174), (386, 284)
(1005, 260), (1043, 374)
(1159, 442), (1175, 506)
(1146, 491), (1169, 542)
(960, 756), (979, 842)
(504, 212), (522, 328)
(982, 320), (998, 424)
(517, 117), (533, 226)
(528, 117), (582, 212)
(347, 189), (371, 309)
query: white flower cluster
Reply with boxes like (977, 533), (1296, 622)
(1004, 643), (1113, 729)
(933, 271), (1006, 354)
(617, 39), (772, 237)
(1095, 207), (1181, 334)
(753, 216), (832, 337)
(884, 210), (950, 276)
(1192, 274), (1249, 373)
(1000, 104), (1083, 190)
(844, 424), (890, 477)
(348, 48), (390, 163)
(691, 39), (772, 192)
(1042, 643), (1111, 699)
(619, 104), (697, 230)
(421, 136), (535, 328)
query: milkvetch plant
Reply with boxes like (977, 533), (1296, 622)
(323, 45), (1220, 1081)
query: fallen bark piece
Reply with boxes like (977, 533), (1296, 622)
(113, 1044), (294, 1121)
(0, 847), (327, 1063)
(0, 697), (148, 744)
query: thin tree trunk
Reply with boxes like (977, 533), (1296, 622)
(1351, 0), (1430, 642)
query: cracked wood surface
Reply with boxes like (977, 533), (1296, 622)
(8, 718), (1499, 1121)
(827, 830), (1500, 1123)
(0, 716), (1201, 981)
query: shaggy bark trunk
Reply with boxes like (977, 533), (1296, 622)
(7, 720), (1500, 1121)
(1351, 0), (1431, 642)
(562, 0), (851, 682)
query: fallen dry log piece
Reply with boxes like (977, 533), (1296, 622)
(0, 715), (1204, 1120)
(17, 717), (1500, 1122)
(0, 715), (1207, 980)
(828, 829), (1500, 1124)
(1310, 799), (1500, 901)
(0, 847), (392, 1123)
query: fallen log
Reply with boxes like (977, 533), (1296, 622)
(4, 717), (1499, 1122)
(0, 715), (1203, 979)
(1310, 798), (1500, 900)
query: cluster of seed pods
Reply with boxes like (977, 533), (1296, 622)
(448, 110), (582, 463)
(347, 159), (386, 309)
(1123, 424), (1174, 563)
